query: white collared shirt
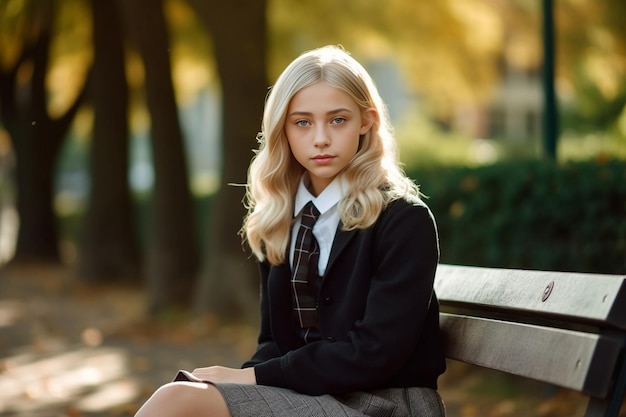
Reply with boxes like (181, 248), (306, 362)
(290, 175), (347, 276)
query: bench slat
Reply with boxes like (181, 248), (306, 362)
(440, 313), (624, 398)
(435, 265), (626, 330)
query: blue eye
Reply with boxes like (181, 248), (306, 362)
(295, 120), (310, 127)
(331, 117), (346, 125)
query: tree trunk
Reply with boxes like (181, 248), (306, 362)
(0, 2), (84, 264)
(80, 0), (140, 282)
(118, 0), (199, 313)
(187, 0), (269, 319)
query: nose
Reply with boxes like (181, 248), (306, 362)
(313, 126), (330, 148)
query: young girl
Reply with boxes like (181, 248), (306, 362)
(134, 45), (446, 417)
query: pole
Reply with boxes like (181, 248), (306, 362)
(542, 0), (558, 161)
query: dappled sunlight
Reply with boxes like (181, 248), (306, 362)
(0, 301), (22, 328)
(558, 131), (626, 162)
(0, 265), (258, 416)
(76, 379), (139, 412)
(0, 205), (17, 266)
(0, 346), (141, 415)
(469, 139), (499, 165)
(0, 268), (150, 415)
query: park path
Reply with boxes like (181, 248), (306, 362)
(0, 264), (257, 416)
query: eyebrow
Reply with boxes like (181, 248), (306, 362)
(288, 108), (353, 117)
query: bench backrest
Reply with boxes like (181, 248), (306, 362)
(434, 264), (626, 417)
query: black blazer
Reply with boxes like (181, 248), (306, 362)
(243, 198), (446, 396)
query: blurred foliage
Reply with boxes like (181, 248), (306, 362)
(3, 0), (625, 153)
(557, 0), (626, 133)
(407, 159), (626, 274)
(395, 107), (626, 167)
(269, 0), (626, 133)
(268, 0), (530, 117)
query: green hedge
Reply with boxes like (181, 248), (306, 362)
(406, 159), (626, 274)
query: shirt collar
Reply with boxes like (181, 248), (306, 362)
(294, 174), (348, 217)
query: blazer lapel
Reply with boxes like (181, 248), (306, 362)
(324, 225), (358, 276)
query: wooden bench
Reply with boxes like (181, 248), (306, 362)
(434, 264), (626, 417)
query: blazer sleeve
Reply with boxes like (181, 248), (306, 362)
(241, 261), (281, 368)
(253, 200), (441, 395)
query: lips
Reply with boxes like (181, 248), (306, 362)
(312, 155), (335, 164)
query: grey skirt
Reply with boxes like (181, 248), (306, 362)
(213, 383), (446, 417)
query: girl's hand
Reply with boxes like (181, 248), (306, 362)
(191, 366), (257, 385)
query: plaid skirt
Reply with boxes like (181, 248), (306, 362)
(213, 383), (446, 417)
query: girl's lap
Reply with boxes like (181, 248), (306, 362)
(213, 383), (446, 417)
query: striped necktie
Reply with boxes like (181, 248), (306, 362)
(291, 201), (321, 329)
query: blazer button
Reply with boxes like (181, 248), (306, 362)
(323, 297), (334, 305)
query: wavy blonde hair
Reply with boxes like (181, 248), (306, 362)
(242, 45), (420, 265)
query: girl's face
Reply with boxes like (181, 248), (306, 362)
(285, 81), (375, 196)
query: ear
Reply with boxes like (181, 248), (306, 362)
(360, 108), (377, 135)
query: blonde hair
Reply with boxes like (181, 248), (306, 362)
(242, 45), (420, 265)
